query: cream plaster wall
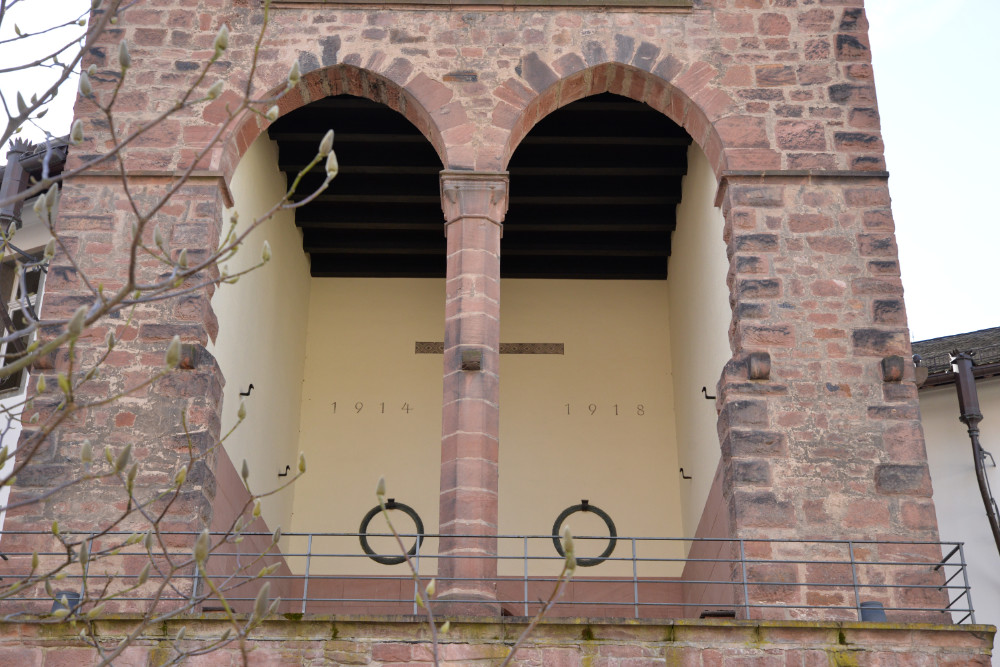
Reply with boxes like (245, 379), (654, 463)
(288, 278), (444, 575)
(211, 135), (311, 535)
(920, 377), (1000, 628)
(667, 144), (733, 539)
(499, 280), (684, 576)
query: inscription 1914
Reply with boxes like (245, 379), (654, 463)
(332, 402), (413, 414)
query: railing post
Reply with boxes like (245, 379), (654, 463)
(739, 539), (750, 619)
(301, 533), (313, 614)
(848, 541), (862, 621)
(958, 543), (976, 624)
(523, 536), (529, 617)
(413, 536), (422, 615)
(632, 538), (639, 619)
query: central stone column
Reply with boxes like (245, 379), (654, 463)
(436, 171), (508, 614)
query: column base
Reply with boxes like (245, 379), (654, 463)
(432, 592), (501, 617)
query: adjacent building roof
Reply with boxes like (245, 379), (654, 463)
(912, 326), (1000, 387)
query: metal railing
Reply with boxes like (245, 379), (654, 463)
(0, 531), (975, 624)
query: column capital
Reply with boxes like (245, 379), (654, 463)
(440, 170), (509, 229)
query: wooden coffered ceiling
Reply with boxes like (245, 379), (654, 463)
(268, 92), (691, 279)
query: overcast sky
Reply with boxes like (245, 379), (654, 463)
(1, 1), (996, 343)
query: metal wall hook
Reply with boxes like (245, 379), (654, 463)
(701, 387), (716, 400)
(240, 383), (255, 397)
(278, 465), (290, 477)
(679, 468), (692, 480)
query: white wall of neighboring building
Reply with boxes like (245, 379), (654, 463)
(0, 198), (53, 537)
(920, 376), (1000, 628)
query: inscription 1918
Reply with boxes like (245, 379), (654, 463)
(565, 403), (645, 416)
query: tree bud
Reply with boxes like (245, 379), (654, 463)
(67, 305), (87, 337)
(265, 105), (279, 122)
(193, 528), (210, 564)
(213, 24), (229, 55)
(70, 119), (84, 145)
(325, 151), (339, 180)
(114, 443), (131, 473)
(206, 80), (223, 100)
(253, 581), (270, 619)
(79, 71), (92, 97)
(165, 335), (181, 369)
(287, 60), (301, 87)
(118, 40), (131, 71)
(137, 562), (150, 586)
(318, 129), (334, 157)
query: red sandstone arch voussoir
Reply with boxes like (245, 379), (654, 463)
(497, 52), (744, 180)
(223, 64), (448, 181)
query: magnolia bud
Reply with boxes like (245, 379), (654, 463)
(261, 240), (271, 263)
(67, 305), (87, 337)
(174, 465), (187, 486)
(114, 443), (131, 473)
(118, 40), (131, 71)
(265, 105), (279, 122)
(80, 441), (92, 463)
(126, 463), (138, 492)
(137, 562), (150, 586)
(213, 24), (229, 55)
(177, 248), (188, 269)
(44, 238), (56, 259)
(375, 476), (386, 499)
(325, 151), (339, 180)
(193, 528), (210, 564)
(70, 119), (84, 145)
(237, 400), (246, 421)
(154, 226), (164, 248)
(44, 184), (58, 211)
(165, 335), (181, 369)
(87, 64), (97, 76)
(79, 71), (92, 97)
(253, 581), (270, 619)
(287, 60), (301, 87)
(241, 459), (250, 483)
(298, 452), (306, 474)
(206, 80), (223, 100)
(318, 129), (334, 157)
(36, 374), (46, 394)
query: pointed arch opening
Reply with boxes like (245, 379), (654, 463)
(210, 88), (448, 609)
(497, 90), (733, 616)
